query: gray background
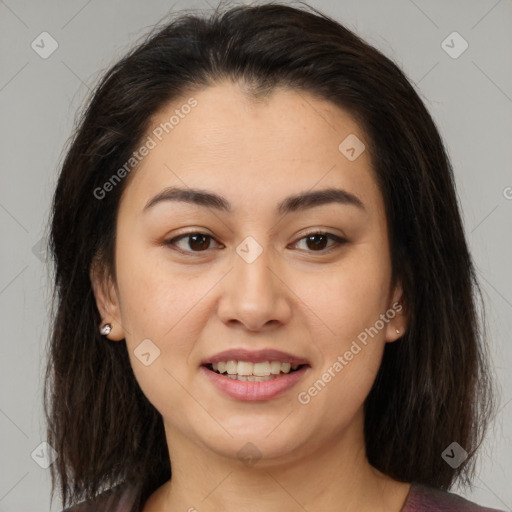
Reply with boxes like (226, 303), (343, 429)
(0, 0), (511, 510)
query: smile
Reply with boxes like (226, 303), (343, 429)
(208, 360), (303, 380)
(201, 361), (310, 400)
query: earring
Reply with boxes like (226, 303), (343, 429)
(396, 328), (401, 334)
(100, 323), (112, 335)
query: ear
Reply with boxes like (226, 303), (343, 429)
(384, 281), (407, 343)
(89, 257), (125, 341)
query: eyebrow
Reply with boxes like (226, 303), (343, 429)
(142, 186), (365, 215)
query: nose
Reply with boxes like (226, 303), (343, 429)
(216, 243), (292, 332)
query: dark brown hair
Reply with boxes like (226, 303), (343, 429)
(44, 1), (497, 509)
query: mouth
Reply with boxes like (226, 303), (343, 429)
(200, 361), (311, 401)
(202, 361), (309, 382)
(199, 348), (311, 400)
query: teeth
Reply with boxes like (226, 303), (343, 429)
(227, 374), (276, 382)
(253, 362), (271, 376)
(270, 361), (281, 375)
(210, 360), (302, 376)
(226, 360), (238, 374)
(238, 361), (253, 375)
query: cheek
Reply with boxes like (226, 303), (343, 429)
(294, 245), (391, 407)
(297, 278), (388, 423)
(114, 246), (201, 414)
(114, 239), (216, 379)
(114, 234), (191, 335)
(299, 248), (391, 341)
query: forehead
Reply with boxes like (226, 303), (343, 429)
(119, 81), (382, 217)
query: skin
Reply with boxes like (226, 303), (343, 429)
(90, 81), (410, 512)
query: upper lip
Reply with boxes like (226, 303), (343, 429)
(201, 348), (310, 366)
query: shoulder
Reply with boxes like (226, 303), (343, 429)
(61, 482), (141, 512)
(402, 482), (507, 512)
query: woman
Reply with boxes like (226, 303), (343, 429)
(44, 2), (504, 511)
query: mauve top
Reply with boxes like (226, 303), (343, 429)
(63, 481), (507, 512)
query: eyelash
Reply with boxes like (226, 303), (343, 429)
(163, 230), (347, 256)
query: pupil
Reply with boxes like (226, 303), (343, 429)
(307, 234), (327, 250)
(189, 234), (209, 251)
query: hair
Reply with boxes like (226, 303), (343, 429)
(44, 1), (498, 509)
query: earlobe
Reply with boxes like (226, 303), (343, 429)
(89, 260), (125, 341)
(385, 282), (407, 343)
(384, 313), (405, 343)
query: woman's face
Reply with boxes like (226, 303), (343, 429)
(91, 81), (405, 464)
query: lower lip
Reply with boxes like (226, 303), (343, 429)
(200, 365), (310, 401)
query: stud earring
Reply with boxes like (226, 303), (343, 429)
(396, 328), (401, 334)
(100, 323), (112, 336)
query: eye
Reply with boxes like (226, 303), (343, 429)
(164, 230), (346, 255)
(164, 232), (222, 254)
(292, 231), (346, 253)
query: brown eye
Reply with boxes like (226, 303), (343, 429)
(294, 232), (346, 253)
(165, 232), (221, 253)
(186, 233), (211, 251)
(304, 233), (329, 251)
(164, 230), (346, 256)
